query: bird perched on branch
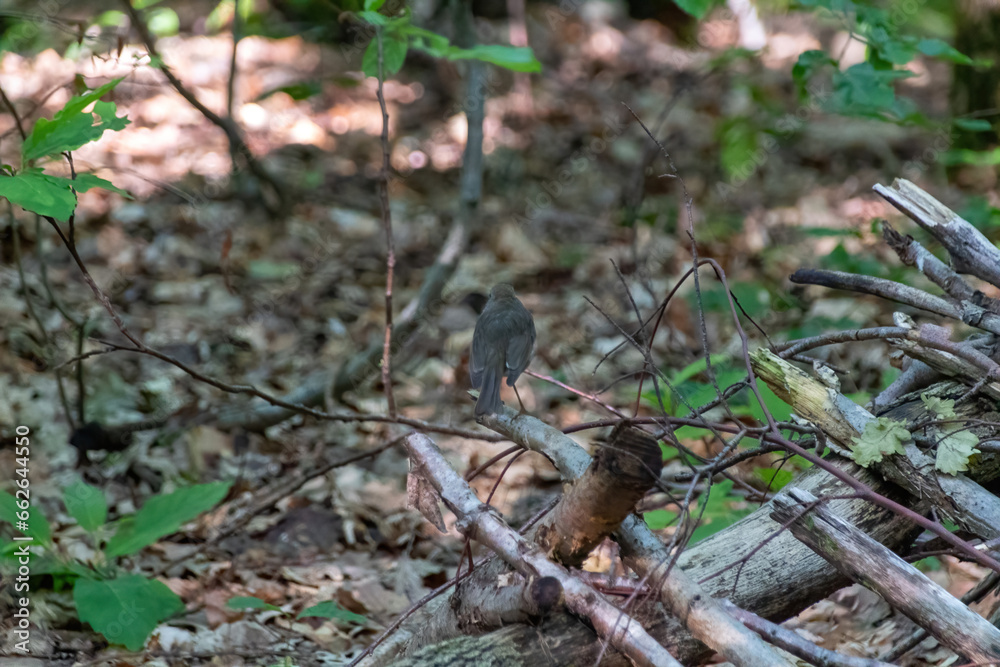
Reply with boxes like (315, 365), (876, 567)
(470, 284), (535, 416)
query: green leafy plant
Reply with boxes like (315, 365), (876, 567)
(227, 595), (368, 625)
(643, 479), (753, 541)
(790, 0), (978, 124)
(0, 78), (131, 221)
(356, 0), (541, 79)
(0, 480), (231, 651)
(645, 355), (792, 429)
(920, 393), (981, 474)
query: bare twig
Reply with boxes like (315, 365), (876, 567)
(0, 83), (26, 139)
(624, 105), (738, 428)
(525, 369), (625, 417)
(226, 3), (240, 120)
(875, 179), (1000, 289)
(791, 268), (1000, 336)
(375, 29), (397, 417)
(882, 221), (998, 311)
(719, 600), (894, 667)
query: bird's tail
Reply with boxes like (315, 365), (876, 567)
(475, 366), (503, 416)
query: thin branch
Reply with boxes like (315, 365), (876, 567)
(791, 268), (1000, 336)
(719, 600), (894, 667)
(375, 28), (397, 417)
(879, 570), (1000, 662)
(0, 83), (26, 139)
(226, 3), (240, 120)
(525, 369), (625, 417)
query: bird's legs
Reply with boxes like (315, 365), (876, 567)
(513, 384), (527, 413)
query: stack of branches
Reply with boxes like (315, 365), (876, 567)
(360, 179), (1000, 666)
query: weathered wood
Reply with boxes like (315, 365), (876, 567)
(886, 335), (1000, 402)
(751, 348), (1000, 542)
(403, 433), (684, 667)
(386, 613), (634, 667)
(882, 222), (1000, 313)
(718, 600), (895, 667)
(535, 423), (661, 566)
(772, 487), (1000, 663)
(789, 268), (1000, 336)
(874, 178), (1000, 289)
(375, 402), (929, 665)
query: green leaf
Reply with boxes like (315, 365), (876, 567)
(0, 170), (79, 220)
(226, 596), (282, 612)
(643, 509), (677, 530)
(74, 575), (184, 651)
(358, 10), (389, 25)
(22, 79), (129, 162)
(935, 429), (980, 475)
(96, 11), (127, 27)
(72, 173), (132, 198)
(755, 467), (793, 490)
(364, 0), (386, 10)
(917, 38), (973, 65)
(363, 33), (409, 78)
(670, 354), (730, 386)
(832, 62), (911, 117)
(670, 425), (715, 442)
(104, 481), (231, 558)
(792, 50), (834, 95)
(718, 116), (759, 180)
(448, 45), (541, 73)
(404, 26), (451, 58)
(63, 482), (107, 533)
(942, 147), (1000, 167)
(869, 34), (916, 66)
(297, 601), (368, 624)
(256, 81), (324, 102)
(147, 8), (180, 37)
(851, 417), (909, 467)
(674, 0), (717, 19)
(920, 393), (957, 420)
(0, 491), (52, 545)
(689, 480), (752, 543)
(755, 383), (793, 423)
(954, 118), (993, 133)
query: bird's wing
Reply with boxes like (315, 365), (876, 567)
(470, 319), (489, 388)
(504, 316), (535, 384)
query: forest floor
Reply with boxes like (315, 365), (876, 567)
(1, 2), (997, 665)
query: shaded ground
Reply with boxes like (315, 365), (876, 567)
(1, 2), (997, 664)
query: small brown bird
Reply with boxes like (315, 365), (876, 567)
(470, 284), (536, 416)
